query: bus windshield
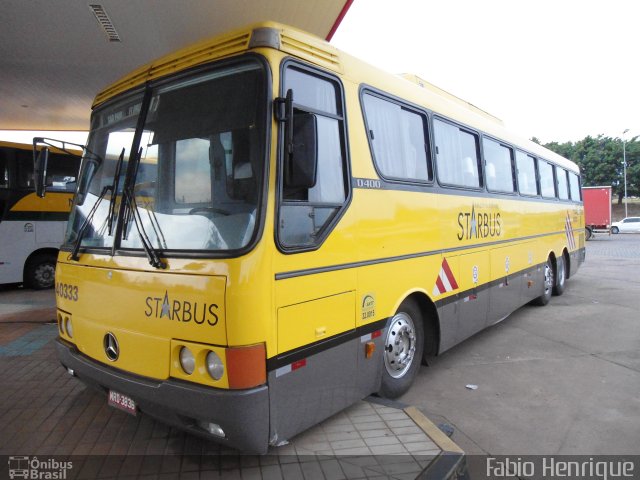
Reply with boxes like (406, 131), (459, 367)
(66, 59), (267, 254)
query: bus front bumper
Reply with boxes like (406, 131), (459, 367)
(56, 338), (270, 454)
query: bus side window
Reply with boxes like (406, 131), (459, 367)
(568, 172), (581, 201)
(361, 92), (431, 183)
(47, 153), (80, 191)
(516, 150), (538, 196)
(483, 137), (515, 193)
(538, 160), (556, 198)
(557, 167), (570, 200)
(433, 118), (481, 189)
(278, 65), (349, 249)
(15, 149), (34, 188)
(0, 149), (8, 188)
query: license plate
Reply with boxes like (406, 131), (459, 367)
(108, 390), (137, 416)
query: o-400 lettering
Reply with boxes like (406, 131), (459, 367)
(355, 178), (383, 189)
(56, 282), (79, 301)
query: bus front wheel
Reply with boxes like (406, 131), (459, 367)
(25, 253), (57, 290)
(378, 300), (424, 399)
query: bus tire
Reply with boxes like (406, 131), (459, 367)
(533, 256), (554, 306)
(25, 253), (57, 290)
(378, 299), (424, 399)
(553, 253), (567, 296)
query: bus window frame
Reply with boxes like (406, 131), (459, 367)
(514, 149), (541, 198)
(432, 115), (484, 192)
(481, 134), (518, 196)
(568, 171), (582, 202)
(359, 86), (434, 186)
(537, 158), (557, 199)
(556, 166), (570, 201)
(275, 58), (352, 254)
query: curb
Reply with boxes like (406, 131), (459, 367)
(404, 406), (467, 480)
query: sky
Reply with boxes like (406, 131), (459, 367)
(331, 0), (639, 144)
(2, 0), (637, 146)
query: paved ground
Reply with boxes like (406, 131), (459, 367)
(0, 287), (462, 479)
(0, 284), (55, 323)
(402, 234), (640, 457)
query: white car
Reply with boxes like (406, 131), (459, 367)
(611, 217), (640, 234)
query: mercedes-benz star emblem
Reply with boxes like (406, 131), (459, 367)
(104, 332), (119, 361)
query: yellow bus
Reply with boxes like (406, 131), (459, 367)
(0, 141), (80, 288)
(38, 22), (585, 453)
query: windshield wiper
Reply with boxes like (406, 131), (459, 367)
(107, 148), (125, 235)
(120, 147), (166, 269)
(122, 186), (166, 269)
(69, 185), (111, 261)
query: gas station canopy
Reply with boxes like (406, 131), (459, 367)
(0, 0), (352, 131)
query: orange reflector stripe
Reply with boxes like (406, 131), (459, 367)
(226, 344), (266, 390)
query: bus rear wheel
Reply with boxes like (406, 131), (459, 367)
(553, 254), (567, 296)
(25, 253), (57, 290)
(585, 227), (592, 241)
(378, 300), (424, 399)
(533, 256), (554, 306)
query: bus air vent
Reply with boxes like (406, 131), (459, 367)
(280, 30), (342, 73)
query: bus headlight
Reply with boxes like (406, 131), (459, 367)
(179, 347), (195, 374)
(206, 351), (224, 380)
(58, 313), (64, 335)
(65, 317), (73, 338)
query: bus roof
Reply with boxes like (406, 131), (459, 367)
(0, 140), (82, 157)
(93, 21), (579, 174)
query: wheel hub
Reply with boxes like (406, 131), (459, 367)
(384, 312), (416, 379)
(35, 264), (55, 287)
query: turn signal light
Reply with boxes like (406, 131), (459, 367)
(226, 344), (266, 389)
(365, 341), (376, 359)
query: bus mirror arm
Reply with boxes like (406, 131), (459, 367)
(32, 137), (104, 200)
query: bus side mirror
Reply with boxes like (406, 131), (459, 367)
(34, 147), (49, 198)
(287, 112), (318, 189)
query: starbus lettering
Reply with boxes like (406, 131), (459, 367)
(144, 291), (219, 326)
(457, 205), (502, 241)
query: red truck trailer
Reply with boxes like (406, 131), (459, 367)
(582, 186), (612, 240)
